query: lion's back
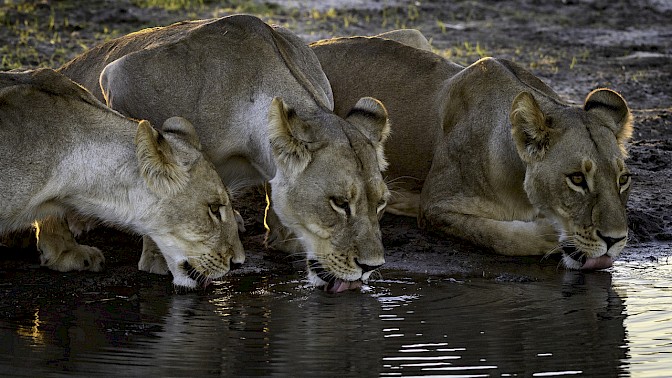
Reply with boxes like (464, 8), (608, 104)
(59, 15), (333, 108)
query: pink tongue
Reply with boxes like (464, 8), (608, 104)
(581, 256), (614, 270)
(326, 279), (362, 294)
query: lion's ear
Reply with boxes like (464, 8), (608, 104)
(345, 97), (391, 171)
(268, 97), (322, 176)
(135, 117), (201, 196)
(510, 91), (552, 163)
(584, 88), (633, 154)
(161, 116), (202, 151)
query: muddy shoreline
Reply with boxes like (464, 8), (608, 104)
(1, 0), (670, 313)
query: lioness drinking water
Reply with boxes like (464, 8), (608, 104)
(0, 68), (244, 289)
(311, 33), (632, 270)
(58, 15), (391, 292)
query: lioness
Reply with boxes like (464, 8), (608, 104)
(58, 15), (390, 293)
(0, 68), (244, 288)
(311, 35), (633, 270)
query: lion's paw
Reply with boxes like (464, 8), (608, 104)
(138, 250), (169, 275)
(40, 244), (105, 272)
(138, 237), (169, 275)
(534, 219), (562, 254)
(265, 232), (304, 255)
(264, 221), (303, 254)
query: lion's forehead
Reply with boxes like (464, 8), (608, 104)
(556, 125), (627, 167)
(338, 141), (387, 195)
(182, 163), (229, 200)
(328, 164), (387, 200)
(314, 135), (379, 170)
(309, 147), (386, 205)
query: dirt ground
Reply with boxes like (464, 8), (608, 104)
(1, 0), (670, 312)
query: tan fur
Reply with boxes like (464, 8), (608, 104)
(0, 68), (244, 289)
(311, 35), (633, 269)
(58, 15), (390, 290)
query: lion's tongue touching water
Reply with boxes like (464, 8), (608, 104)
(582, 256), (614, 270)
(325, 279), (363, 294)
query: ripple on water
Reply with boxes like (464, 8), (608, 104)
(3, 252), (672, 377)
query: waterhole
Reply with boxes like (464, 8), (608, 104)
(2, 250), (671, 377)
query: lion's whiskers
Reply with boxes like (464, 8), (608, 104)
(384, 175), (418, 187)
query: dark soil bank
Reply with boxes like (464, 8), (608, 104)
(1, 0), (670, 312)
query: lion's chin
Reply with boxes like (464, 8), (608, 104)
(176, 260), (220, 289)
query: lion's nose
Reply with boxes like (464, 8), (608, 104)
(597, 231), (625, 251)
(355, 258), (383, 273)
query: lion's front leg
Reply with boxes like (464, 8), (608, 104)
(263, 185), (303, 254)
(420, 205), (559, 256)
(264, 206), (304, 254)
(138, 236), (169, 275)
(36, 217), (105, 271)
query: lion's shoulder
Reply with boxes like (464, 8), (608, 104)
(311, 36), (461, 112)
(312, 35), (463, 84)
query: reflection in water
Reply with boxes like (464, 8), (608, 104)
(375, 272), (627, 377)
(14, 309), (43, 346)
(2, 262), (672, 376)
(613, 250), (672, 378)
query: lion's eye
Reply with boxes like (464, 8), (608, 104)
(567, 172), (587, 189)
(618, 174), (631, 186)
(208, 203), (223, 221)
(329, 197), (351, 216)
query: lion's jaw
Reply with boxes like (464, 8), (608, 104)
(298, 223), (383, 293)
(556, 222), (627, 271)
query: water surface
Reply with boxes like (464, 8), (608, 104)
(3, 247), (672, 377)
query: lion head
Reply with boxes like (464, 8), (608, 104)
(268, 97), (391, 293)
(134, 116), (246, 288)
(511, 88), (633, 269)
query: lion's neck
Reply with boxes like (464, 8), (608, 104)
(53, 136), (157, 234)
(210, 114), (278, 187)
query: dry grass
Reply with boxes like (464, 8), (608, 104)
(0, 0), (434, 71)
